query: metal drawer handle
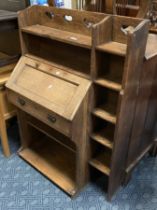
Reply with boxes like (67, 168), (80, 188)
(18, 98), (26, 106)
(47, 114), (56, 123)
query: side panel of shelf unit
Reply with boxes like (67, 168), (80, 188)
(125, 56), (157, 172)
(107, 21), (149, 200)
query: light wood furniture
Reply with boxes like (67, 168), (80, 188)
(6, 6), (157, 200)
(89, 15), (153, 200)
(0, 67), (16, 157)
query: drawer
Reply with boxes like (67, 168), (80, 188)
(7, 90), (71, 137)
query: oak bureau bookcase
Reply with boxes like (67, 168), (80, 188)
(6, 6), (106, 196)
(6, 5), (157, 200)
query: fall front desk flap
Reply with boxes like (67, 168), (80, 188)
(6, 56), (91, 126)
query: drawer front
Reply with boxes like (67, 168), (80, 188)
(7, 90), (71, 137)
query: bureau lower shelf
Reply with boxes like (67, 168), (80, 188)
(19, 130), (77, 196)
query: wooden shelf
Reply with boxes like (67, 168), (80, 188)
(4, 110), (16, 120)
(19, 136), (76, 196)
(93, 108), (116, 124)
(91, 131), (113, 149)
(21, 24), (92, 49)
(91, 116), (115, 149)
(95, 78), (121, 91)
(96, 42), (127, 56)
(89, 152), (111, 176)
(93, 101), (117, 124)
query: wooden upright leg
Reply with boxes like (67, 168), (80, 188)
(0, 89), (10, 157)
(0, 115), (10, 157)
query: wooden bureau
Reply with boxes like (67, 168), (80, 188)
(6, 55), (92, 196)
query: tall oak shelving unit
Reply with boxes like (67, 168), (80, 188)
(90, 15), (149, 199)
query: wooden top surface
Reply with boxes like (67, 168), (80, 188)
(0, 10), (17, 21)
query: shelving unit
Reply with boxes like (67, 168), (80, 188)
(18, 6), (106, 78)
(89, 15), (150, 200)
(22, 33), (91, 77)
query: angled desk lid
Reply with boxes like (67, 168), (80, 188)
(6, 56), (91, 120)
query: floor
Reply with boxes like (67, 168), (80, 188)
(0, 121), (157, 210)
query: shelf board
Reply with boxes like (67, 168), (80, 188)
(4, 110), (16, 120)
(91, 133), (113, 149)
(93, 108), (116, 124)
(19, 137), (76, 196)
(89, 152), (111, 176)
(21, 24), (92, 49)
(95, 78), (121, 91)
(96, 41), (127, 56)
